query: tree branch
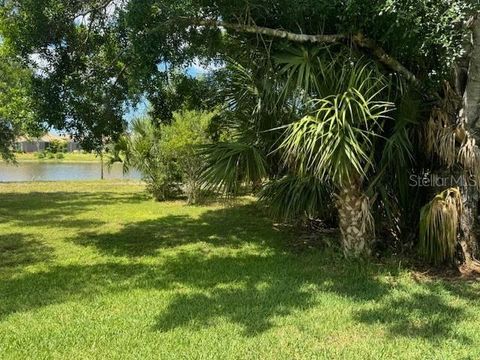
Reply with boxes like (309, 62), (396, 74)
(352, 34), (421, 87)
(194, 18), (348, 44)
(76, 0), (116, 20)
(188, 18), (421, 87)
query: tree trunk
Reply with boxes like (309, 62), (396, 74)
(464, 16), (480, 133)
(100, 152), (104, 180)
(458, 179), (479, 265)
(456, 14), (480, 264)
(336, 179), (373, 257)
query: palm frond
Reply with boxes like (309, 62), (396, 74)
(275, 46), (321, 97)
(419, 188), (462, 264)
(105, 134), (131, 174)
(199, 142), (267, 194)
(258, 175), (334, 221)
(280, 88), (394, 184)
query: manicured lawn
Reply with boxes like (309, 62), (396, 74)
(0, 181), (479, 359)
(11, 152), (99, 162)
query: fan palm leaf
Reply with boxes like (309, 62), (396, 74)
(199, 142), (267, 194)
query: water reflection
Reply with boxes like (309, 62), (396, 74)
(0, 162), (141, 182)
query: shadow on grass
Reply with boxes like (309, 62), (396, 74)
(0, 191), (146, 228)
(0, 263), (164, 321)
(152, 251), (394, 336)
(0, 191), (475, 343)
(0, 233), (55, 268)
(354, 285), (471, 343)
(73, 204), (280, 257)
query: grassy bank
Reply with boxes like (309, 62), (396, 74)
(0, 181), (479, 359)
(11, 152), (99, 162)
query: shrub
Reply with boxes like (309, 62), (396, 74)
(108, 111), (215, 203)
(47, 139), (67, 154)
(107, 118), (180, 201)
(162, 110), (215, 204)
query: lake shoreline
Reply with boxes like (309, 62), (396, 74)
(8, 153), (100, 163)
(0, 162), (141, 182)
(2, 160), (103, 164)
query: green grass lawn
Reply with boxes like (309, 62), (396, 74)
(12, 152), (99, 162)
(0, 181), (479, 359)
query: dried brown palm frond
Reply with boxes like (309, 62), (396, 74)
(458, 133), (480, 169)
(457, 132), (480, 190)
(419, 188), (462, 264)
(424, 82), (463, 168)
(437, 128), (457, 168)
(440, 81), (462, 115)
(424, 112), (456, 167)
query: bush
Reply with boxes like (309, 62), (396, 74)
(56, 152), (65, 159)
(108, 111), (215, 203)
(162, 110), (215, 204)
(47, 139), (67, 154)
(107, 118), (181, 201)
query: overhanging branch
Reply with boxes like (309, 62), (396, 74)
(189, 18), (421, 88)
(195, 19), (348, 44)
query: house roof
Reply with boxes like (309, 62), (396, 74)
(17, 133), (73, 143)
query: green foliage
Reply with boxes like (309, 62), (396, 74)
(0, 45), (41, 161)
(280, 59), (394, 185)
(258, 175), (334, 222)
(161, 110), (215, 204)
(1, 0), (477, 149)
(109, 117), (180, 201)
(419, 188), (463, 265)
(1, 0), (128, 150)
(35, 151), (45, 159)
(147, 73), (221, 125)
(370, 89), (422, 237)
(375, 0), (476, 85)
(47, 139), (67, 154)
(200, 142), (267, 194)
(108, 111), (215, 202)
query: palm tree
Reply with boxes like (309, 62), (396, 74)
(107, 117), (179, 201)
(280, 83), (394, 256)
(201, 50), (417, 257)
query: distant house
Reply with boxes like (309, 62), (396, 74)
(15, 133), (82, 153)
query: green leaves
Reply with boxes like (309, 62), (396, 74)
(0, 46), (42, 161)
(275, 46), (321, 97)
(108, 117), (180, 201)
(258, 175), (333, 221)
(200, 142), (267, 194)
(280, 86), (394, 185)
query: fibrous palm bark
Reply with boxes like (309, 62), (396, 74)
(336, 179), (373, 257)
(455, 14), (480, 265)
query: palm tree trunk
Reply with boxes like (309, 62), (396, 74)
(459, 181), (479, 265)
(335, 179), (373, 257)
(455, 14), (480, 265)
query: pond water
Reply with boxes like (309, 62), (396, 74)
(0, 162), (141, 182)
